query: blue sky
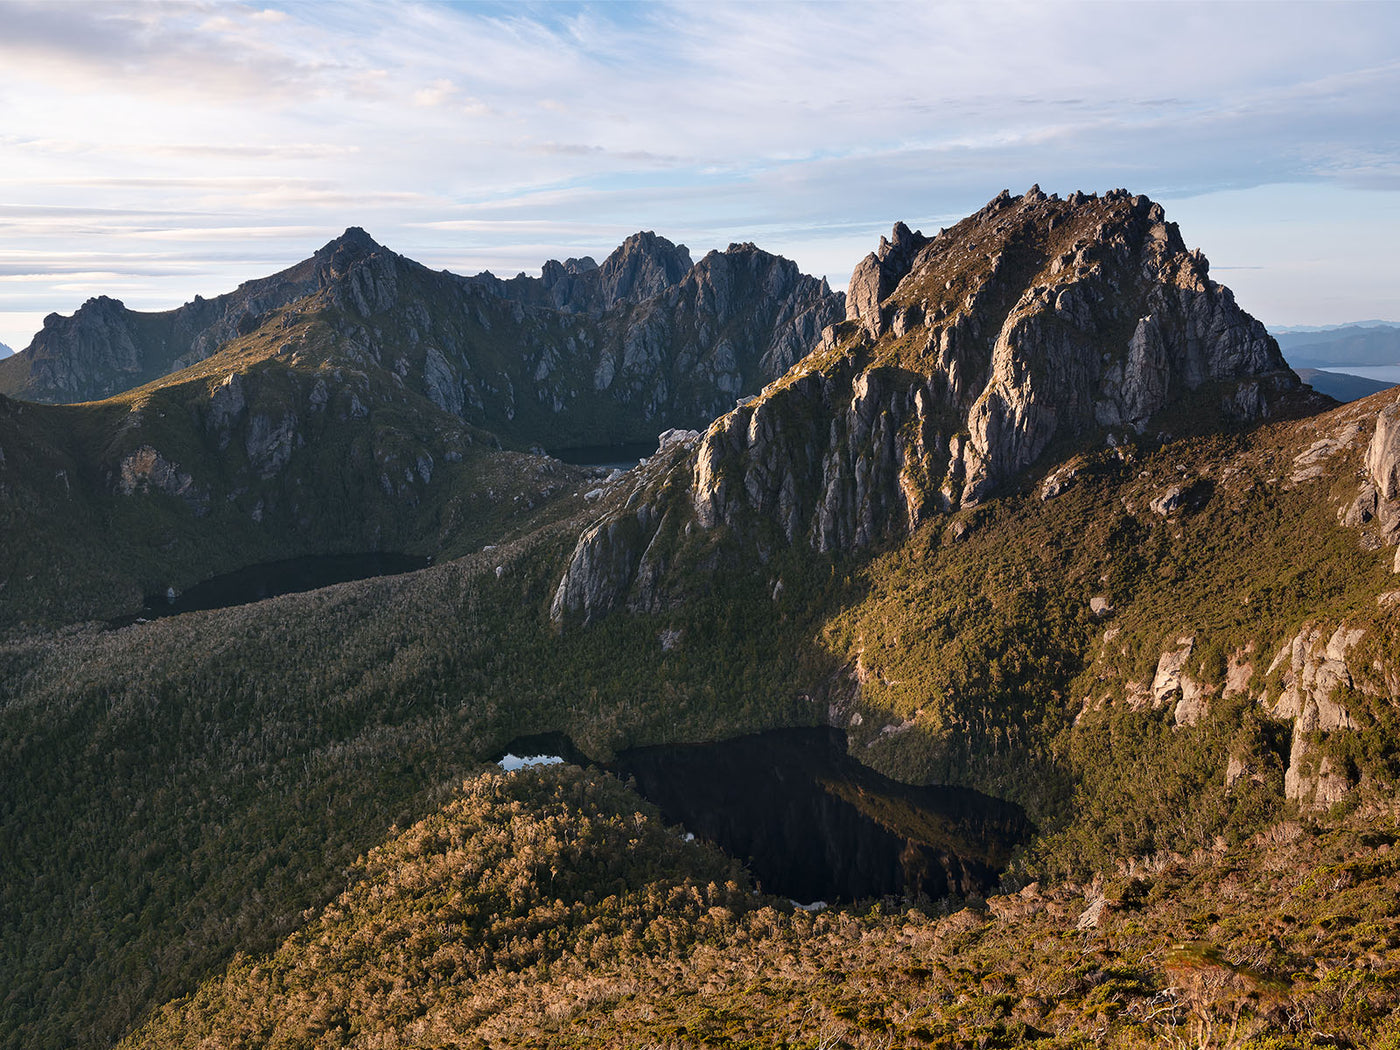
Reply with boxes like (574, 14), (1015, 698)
(0, 0), (1398, 351)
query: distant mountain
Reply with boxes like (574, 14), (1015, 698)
(0, 229), (843, 448)
(0, 249), (336, 403)
(1275, 322), (1400, 368)
(1272, 319), (1400, 333)
(1296, 367), (1397, 402)
(0, 340), (12, 358)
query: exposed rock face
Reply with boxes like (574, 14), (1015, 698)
(521, 232), (692, 315)
(206, 373), (247, 449)
(549, 510), (654, 624)
(116, 447), (206, 510)
(846, 220), (932, 337)
(689, 188), (1298, 546)
(1147, 636), (1214, 725)
(1366, 395), (1400, 501)
(1263, 622), (1369, 809)
(244, 412), (301, 479)
(3, 296), (145, 402)
(317, 235), (843, 449)
(1326, 392), (1400, 563)
(595, 231), (693, 308)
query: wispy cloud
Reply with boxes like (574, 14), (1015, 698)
(0, 0), (1396, 348)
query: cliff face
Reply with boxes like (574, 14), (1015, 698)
(692, 187), (1299, 546)
(553, 188), (1307, 622)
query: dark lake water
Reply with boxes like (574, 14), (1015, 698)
(494, 727), (1031, 903)
(548, 443), (654, 470)
(114, 552), (430, 625)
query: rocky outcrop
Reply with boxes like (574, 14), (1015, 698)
(1263, 623), (1369, 809)
(244, 412), (302, 479)
(1366, 397), (1400, 499)
(472, 231), (692, 315)
(595, 231), (693, 308)
(116, 446), (206, 511)
(206, 373), (247, 449)
(1146, 636), (1215, 726)
(0, 296), (145, 403)
(846, 221), (931, 337)
(1364, 395), (1400, 561)
(1327, 392), (1400, 565)
(549, 509), (655, 625)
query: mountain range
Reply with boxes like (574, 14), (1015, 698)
(3, 188), (1400, 1049)
(1275, 322), (1400, 368)
(0, 229), (840, 628)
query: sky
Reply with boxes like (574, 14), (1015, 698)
(0, 0), (1398, 352)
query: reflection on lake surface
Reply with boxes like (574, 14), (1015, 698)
(116, 552), (430, 625)
(495, 726), (1031, 903)
(498, 753), (564, 772)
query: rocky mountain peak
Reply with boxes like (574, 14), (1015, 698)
(314, 227), (390, 284)
(552, 187), (1310, 622)
(321, 225), (381, 253)
(708, 187), (1302, 530)
(846, 221), (932, 335)
(541, 255), (599, 281)
(596, 231), (693, 308)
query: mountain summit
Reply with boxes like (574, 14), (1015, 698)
(698, 186), (1300, 537)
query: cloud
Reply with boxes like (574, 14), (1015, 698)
(0, 1), (327, 103)
(413, 78), (457, 108)
(0, 0), (1394, 331)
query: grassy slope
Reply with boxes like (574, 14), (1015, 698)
(824, 406), (1397, 868)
